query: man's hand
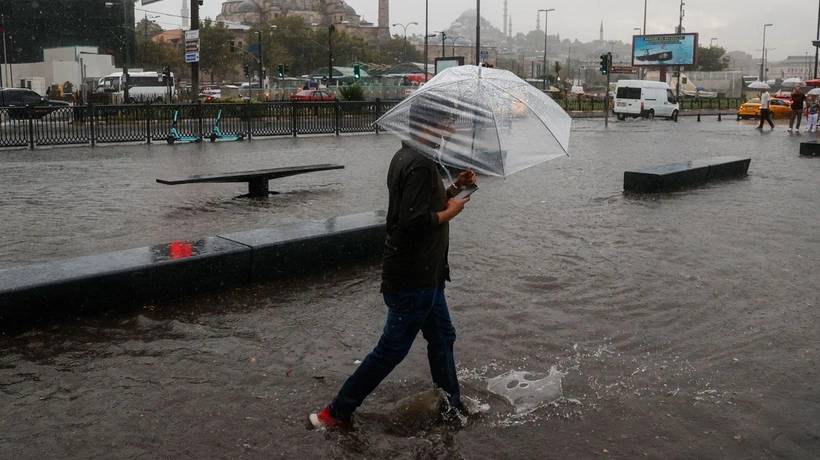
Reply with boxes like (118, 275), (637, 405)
(436, 196), (470, 224)
(454, 170), (477, 188)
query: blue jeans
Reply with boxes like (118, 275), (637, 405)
(329, 288), (461, 420)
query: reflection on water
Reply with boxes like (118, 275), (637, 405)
(1, 120), (819, 457)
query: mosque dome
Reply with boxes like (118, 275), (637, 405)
(236, 0), (258, 13)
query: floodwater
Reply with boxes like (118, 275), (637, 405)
(1, 119), (819, 458)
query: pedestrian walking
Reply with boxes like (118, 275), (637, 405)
(788, 86), (806, 133)
(757, 89), (774, 130)
(309, 95), (476, 429)
(805, 96), (819, 133)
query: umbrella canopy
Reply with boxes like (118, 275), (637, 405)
(807, 87), (820, 96)
(748, 81), (770, 90)
(376, 65), (571, 178)
(782, 77), (805, 88)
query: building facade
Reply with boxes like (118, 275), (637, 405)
(216, 0), (389, 42)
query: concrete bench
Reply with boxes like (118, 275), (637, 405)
(799, 141), (820, 157)
(624, 156), (751, 193)
(156, 164), (345, 197)
(0, 211), (385, 333)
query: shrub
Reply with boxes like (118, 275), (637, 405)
(339, 84), (365, 101)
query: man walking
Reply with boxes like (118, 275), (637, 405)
(309, 95), (476, 429)
(757, 89), (775, 130)
(788, 86), (806, 133)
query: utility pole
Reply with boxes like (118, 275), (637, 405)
(815, 0), (820, 78)
(328, 24), (335, 86)
(475, 0), (481, 66)
(257, 30), (264, 89)
(424, 0), (429, 80)
(0, 14), (6, 88)
(190, 0), (199, 103)
(538, 8), (555, 91)
(675, 0), (684, 100)
(760, 23), (773, 81)
(642, 0), (647, 79)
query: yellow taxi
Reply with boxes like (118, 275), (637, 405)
(736, 98), (793, 120)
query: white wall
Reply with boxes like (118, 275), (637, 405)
(3, 47), (115, 93)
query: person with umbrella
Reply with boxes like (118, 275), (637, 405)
(788, 85), (806, 133)
(757, 87), (775, 130)
(805, 94), (820, 133)
(309, 92), (476, 429)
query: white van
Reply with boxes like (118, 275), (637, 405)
(613, 80), (679, 121)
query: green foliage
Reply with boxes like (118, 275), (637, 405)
(696, 46), (730, 71)
(339, 84), (365, 101)
(200, 19), (240, 83)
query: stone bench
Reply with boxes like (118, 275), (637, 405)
(799, 141), (820, 157)
(156, 164), (345, 197)
(624, 156), (751, 193)
(0, 211), (385, 333)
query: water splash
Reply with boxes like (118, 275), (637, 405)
(486, 366), (566, 415)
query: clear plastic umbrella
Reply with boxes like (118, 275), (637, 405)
(782, 77), (805, 88)
(807, 88), (820, 96)
(748, 81), (770, 90)
(376, 65), (571, 178)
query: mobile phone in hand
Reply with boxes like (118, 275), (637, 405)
(455, 184), (478, 199)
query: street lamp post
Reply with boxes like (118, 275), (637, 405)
(106, 1), (132, 102)
(538, 8), (555, 91)
(328, 24), (335, 86)
(450, 36), (464, 57)
(1, 14), (7, 88)
(256, 30), (265, 89)
(475, 0), (480, 66)
(424, 0), (429, 81)
(392, 22), (418, 62)
(761, 23), (773, 81)
(675, 0), (685, 100)
(814, 0), (819, 78)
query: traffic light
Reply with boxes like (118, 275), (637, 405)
(353, 64), (361, 80)
(277, 64), (284, 79)
(162, 65), (171, 83)
(599, 54), (610, 75)
(243, 64), (250, 78)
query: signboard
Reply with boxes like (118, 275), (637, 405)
(611, 65), (637, 74)
(185, 29), (200, 63)
(479, 49), (489, 61)
(631, 33), (698, 66)
(435, 56), (464, 75)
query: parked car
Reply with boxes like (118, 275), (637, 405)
(736, 98), (792, 120)
(289, 89), (336, 102)
(0, 88), (70, 119)
(613, 80), (680, 121)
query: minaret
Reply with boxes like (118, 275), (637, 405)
(508, 16), (512, 37)
(536, 14), (541, 32)
(378, 0), (390, 40)
(181, 0), (190, 28)
(503, 0), (508, 37)
(599, 20), (604, 42)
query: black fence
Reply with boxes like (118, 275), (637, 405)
(557, 97), (744, 113)
(0, 100), (401, 149)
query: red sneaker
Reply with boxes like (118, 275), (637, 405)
(309, 406), (348, 429)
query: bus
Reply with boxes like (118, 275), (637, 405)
(97, 71), (175, 104)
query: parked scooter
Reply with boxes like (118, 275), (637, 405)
(167, 110), (202, 144)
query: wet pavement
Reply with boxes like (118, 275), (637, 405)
(1, 118), (819, 458)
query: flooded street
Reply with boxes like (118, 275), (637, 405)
(1, 119), (819, 458)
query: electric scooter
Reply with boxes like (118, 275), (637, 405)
(208, 109), (245, 142)
(166, 110), (202, 144)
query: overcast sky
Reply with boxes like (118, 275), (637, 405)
(144, 1), (817, 61)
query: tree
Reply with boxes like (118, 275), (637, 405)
(696, 46), (730, 71)
(199, 19), (239, 83)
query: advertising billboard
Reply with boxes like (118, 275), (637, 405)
(632, 33), (698, 66)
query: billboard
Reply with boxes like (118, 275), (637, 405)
(632, 33), (698, 66)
